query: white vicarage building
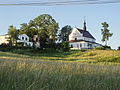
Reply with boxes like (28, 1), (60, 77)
(17, 34), (33, 47)
(69, 21), (102, 49)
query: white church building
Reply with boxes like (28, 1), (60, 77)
(69, 21), (102, 49)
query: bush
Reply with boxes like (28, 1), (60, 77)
(60, 42), (70, 52)
(17, 42), (24, 48)
(118, 46), (120, 50)
(94, 46), (111, 50)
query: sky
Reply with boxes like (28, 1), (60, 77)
(0, 1), (120, 49)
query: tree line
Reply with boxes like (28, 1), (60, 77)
(7, 14), (113, 50)
(7, 14), (72, 51)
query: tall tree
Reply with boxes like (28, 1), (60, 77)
(101, 22), (113, 46)
(33, 14), (59, 48)
(8, 25), (18, 46)
(59, 25), (72, 42)
(19, 21), (36, 42)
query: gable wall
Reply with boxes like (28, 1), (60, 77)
(18, 34), (29, 42)
(0, 35), (10, 45)
(69, 28), (95, 42)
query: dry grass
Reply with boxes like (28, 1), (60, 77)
(0, 50), (120, 90)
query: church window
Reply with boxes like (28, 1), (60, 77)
(71, 44), (73, 48)
(80, 44), (82, 47)
(75, 38), (77, 41)
(87, 43), (89, 47)
(89, 44), (92, 48)
(84, 43), (86, 47)
(77, 44), (79, 48)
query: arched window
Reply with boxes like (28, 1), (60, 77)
(75, 38), (77, 41)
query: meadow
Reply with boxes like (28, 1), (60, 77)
(0, 50), (120, 90)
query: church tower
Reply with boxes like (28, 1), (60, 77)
(83, 17), (87, 31)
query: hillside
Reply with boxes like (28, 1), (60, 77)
(0, 50), (120, 63)
(0, 50), (120, 90)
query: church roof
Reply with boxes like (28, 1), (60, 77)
(77, 28), (96, 39)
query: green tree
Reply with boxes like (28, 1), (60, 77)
(60, 42), (70, 51)
(101, 22), (113, 46)
(118, 46), (120, 50)
(33, 14), (59, 48)
(8, 25), (18, 46)
(19, 21), (36, 42)
(59, 25), (72, 42)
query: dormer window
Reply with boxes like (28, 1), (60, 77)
(26, 38), (27, 41)
(22, 37), (24, 40)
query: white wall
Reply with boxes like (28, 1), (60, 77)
(17, 34), (33, 47)
(18, 34), (29, 42)
(0, 35), (10, 45)
(69, 28), (82, 41)
(69, 42), (101, 49)
(69, 28), (95, 42)
(69, 41), (88, 49)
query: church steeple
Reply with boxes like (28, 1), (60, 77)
(83, 17), (87, 31)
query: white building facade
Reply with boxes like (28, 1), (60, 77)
(0, 34), (10, 45)
(69, 21), (102, 49)
(17, 34), (33, 47)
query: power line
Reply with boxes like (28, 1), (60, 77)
(0, 0), (120, 6)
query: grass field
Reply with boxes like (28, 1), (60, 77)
(0, 50), (120, 90)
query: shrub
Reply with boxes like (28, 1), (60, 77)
(17, 42), (24, 48)
(118, 46), (120, 50)
(60, 42), (70, 52)
(94, 46), (111, 50)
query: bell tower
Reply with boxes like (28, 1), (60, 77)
(83, 17), (87, 31)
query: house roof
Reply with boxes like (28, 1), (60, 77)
(77, 28), (95, 39)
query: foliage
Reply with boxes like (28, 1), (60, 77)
(94, 46), (105, 50)
(118, 46), (120, 50)
(8, 25), (19, 46)
(17, 42), (24, 48)
(33, 14), (59, 48)
(60, 42), (70, 52)
(94, 46), (111, 50)
(1, 48), (120, 63)
(101, 22), (113, 46)
(13, 14), (59, 48)
(19, 22), (36, 42)
(59, 25), (72, 42)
